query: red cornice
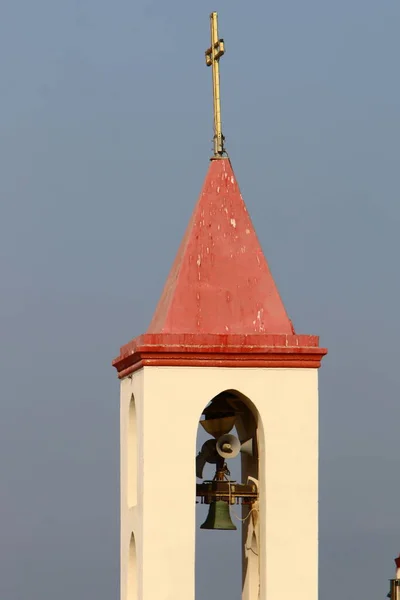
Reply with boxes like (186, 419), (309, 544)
(112, 333), (327, 379)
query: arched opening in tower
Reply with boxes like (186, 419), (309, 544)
(195, 390), (261, 600)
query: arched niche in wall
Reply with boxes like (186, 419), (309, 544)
(128, 394), (138, 507)
(127, 533), (137, 600)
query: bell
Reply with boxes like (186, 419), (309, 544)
(200, 500), (237, 530)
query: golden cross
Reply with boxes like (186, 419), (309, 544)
(205, 12), (226, 157)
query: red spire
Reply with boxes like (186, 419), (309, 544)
(113, 157), (327, 378)
(148, 158), (294, 335)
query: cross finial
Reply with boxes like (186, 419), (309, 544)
(205, 12), (226, 158)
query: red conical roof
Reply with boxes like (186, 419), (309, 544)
(148, 158), (294, 335)
(113, 157), (326, 378)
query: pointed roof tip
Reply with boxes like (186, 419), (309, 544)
(147, 157), (295, 336)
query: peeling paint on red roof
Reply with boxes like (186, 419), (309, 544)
(148, 158), (294, 335)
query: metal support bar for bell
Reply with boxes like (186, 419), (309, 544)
(196, 480), (258, 505)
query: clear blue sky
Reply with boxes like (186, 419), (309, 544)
(0, 1), (399, 599)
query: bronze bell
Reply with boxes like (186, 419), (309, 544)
(200, 500), (237, 530)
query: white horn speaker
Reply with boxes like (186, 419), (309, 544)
(240, 438), (254, 457)
(216, 434), (241, 459)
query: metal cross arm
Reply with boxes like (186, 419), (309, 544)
(205, 38), (225, 65)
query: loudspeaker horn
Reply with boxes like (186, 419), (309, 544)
(216, 435), (255, 459)
(240, 438), (254, 457)
(196, 439), (219, 479)
(216, 434), (241, 459)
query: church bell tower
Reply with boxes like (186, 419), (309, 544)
(113, 12), (327, 600)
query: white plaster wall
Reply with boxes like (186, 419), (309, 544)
(119, 366), (319, 600)
(120, 370), (144, 600)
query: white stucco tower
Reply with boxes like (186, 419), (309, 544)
(113, 156), (327, 600)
